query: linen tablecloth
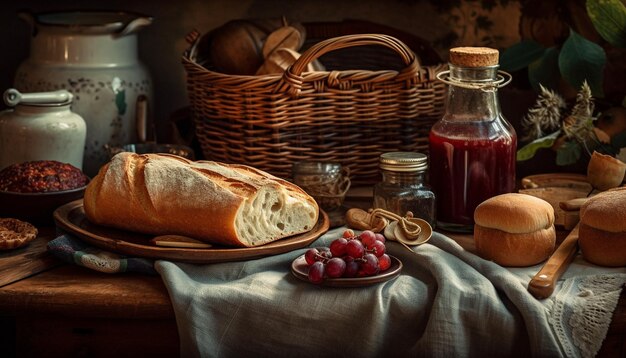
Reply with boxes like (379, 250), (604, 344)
(153, 228), (626, 358)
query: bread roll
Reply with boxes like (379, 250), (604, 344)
(84, 153), (319, 247)
(579, 187), (626, 266)
(474, 193), (556, 266)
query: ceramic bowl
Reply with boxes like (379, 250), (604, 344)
(0, 184), (88, 226)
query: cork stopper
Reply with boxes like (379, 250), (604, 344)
(449, 47), (499, 67)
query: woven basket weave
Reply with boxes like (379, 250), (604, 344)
(183, 22), (447, 184)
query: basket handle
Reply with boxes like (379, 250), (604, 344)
(276, 34), (421, 97)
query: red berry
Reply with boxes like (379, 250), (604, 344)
(362, 253), (380, 275)
(360, 230), (377, 248)
(371, 240), (386, 257)
(308, 261), (325, 284)
(304, 248), (319, 265)
(379, 254), (392, 271)
(343, 260), (360, 277)
(342, 229), (355, 239)
(375, 233), (386, 243)
(329, 238), (348, 257)
(346, 239), (365, 259)
(326, 258), (346, 278)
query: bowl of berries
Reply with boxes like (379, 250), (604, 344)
(291, 229), (402, 287)
(0, 160), (89, 225)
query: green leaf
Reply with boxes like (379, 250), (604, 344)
(559, 29), (606, 97)
(556, 140), (582, 165)
(516, 130), (560, 161)
(587, 0), (626, 48)
(500, 40), (546, 72)
(528, 47), (561, 92)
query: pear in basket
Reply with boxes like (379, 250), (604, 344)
(257, 48), (320, 75)
(256, 25), (325, 75)
(207, 18), (306, 75)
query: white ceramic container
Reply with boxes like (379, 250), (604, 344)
(14, 11), (154, 176)
(0, 89), (86, 170)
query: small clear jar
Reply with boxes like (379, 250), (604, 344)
(373, 152), (436, 227)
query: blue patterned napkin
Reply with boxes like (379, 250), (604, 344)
(47, 234), (157, 275)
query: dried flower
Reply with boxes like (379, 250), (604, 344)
(520, 84), (565, 141)
(517, 82), (613, 167)
(563, 81), (595, 142)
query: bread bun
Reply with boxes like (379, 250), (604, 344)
(474, 193), (556, 266)
(579, 187), (626, 266)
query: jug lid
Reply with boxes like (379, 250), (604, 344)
(21, 10), (153, 36)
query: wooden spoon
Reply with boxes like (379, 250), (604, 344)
(393, 217), (432, 246)
(151, 235), (212, 249)
(344, 208), (387, 233)
(559, 197), (590, 211)
(527, 223), (580, 299)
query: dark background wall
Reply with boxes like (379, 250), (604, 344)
(0, 0), (522, 141)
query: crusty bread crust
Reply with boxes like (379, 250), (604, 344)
(580, 187), (626, 233)
(579, 223), (626, 266)
(474, 193), (555, 234)
(84, 153), (319, 247)
(474, 225), (556, 267)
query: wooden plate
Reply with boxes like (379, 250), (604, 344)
(521, 173), (591, 191)
(53, 200), (330, 263)
(290, 254), (402, 287)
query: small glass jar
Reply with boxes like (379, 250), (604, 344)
(373, 152), (436, 227)
(292, 161), (350, 212)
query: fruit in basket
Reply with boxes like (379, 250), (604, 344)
(303, 229), (390, 283)
(262, 25), (303, 59)
(256, 48), (303, 75)
(207, 18), (307, 75)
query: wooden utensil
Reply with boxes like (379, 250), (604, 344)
(559, 197), (590, 211)
(151, 235), (212, 249)
(528, 223), (580, 299)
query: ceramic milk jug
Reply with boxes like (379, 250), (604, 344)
(14, 11), (154, 176)
(0, 89), (86, 170)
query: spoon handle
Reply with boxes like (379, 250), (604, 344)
(528, 224), (579, 299)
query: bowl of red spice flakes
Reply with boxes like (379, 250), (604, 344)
(0, 160), (89, 225)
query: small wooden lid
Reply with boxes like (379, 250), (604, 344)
(449, 47), (499, 67)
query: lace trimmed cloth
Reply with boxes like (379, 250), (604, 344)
(47, 230), (625, 356)
(549, 273), (626, 358)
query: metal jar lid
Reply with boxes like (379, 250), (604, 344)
(379, 152), (428, 172)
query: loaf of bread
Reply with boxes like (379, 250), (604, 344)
(474, 193), (556, 267)
(579, 187), (626, 266)
(84, 153), (319, 247)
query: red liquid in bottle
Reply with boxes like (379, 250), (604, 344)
(429, 120), (516, 230)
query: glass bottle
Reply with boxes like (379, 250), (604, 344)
(373, 152), (436, 227)
(428, 47), (517, 232)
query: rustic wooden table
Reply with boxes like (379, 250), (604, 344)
(0, 221), (624, 356)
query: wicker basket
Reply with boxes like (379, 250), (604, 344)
(183, 21), (447, 185)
